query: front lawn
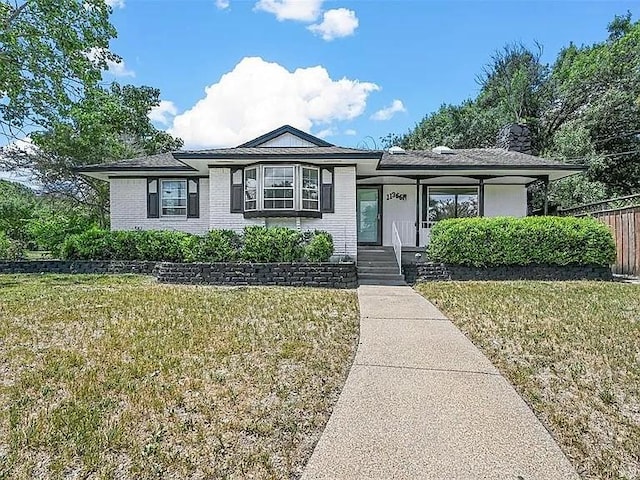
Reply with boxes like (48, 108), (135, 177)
(415, 281), (640, 480)
(0, 275), (359, 479)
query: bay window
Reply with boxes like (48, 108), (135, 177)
(240, 164), (322, 214)
(161, 179), (187, 217)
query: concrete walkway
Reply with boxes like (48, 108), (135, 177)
(301, 285), (579, 480)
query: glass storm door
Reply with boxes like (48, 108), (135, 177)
(357, 187), (381, 245)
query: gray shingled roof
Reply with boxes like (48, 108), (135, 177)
(378, 148), (583, 170)
(176, 146), (378, 158)
(76, 152), (194, 172)
(77, 146), (584, 173)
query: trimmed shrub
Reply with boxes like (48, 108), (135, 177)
(241, 226), (305, 262)
(189, 230), (242, 262)
(305, 231), (334, 262)
(60, 227), (334, 263)
(62, 229), (191, 262)
(426, 216), (616, 267)
(61, 228), (114, 260)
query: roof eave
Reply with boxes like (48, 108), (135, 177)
(176, 152), (383, 160)
(376, 164), (587, 171)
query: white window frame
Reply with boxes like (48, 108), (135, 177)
(424, 185), (479, 228)
(244, 167), (258, 211)
(301, 166), (320, 211)
(239, 164), (323, 212)
(262, 165), (296, 211)
(160, 179), (188, 217)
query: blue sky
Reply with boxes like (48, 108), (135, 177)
(61, 1), (640, 149)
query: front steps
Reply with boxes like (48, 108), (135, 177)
(357, 246), (407, 286)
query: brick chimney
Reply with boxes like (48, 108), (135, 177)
(496, 123), (532, 154)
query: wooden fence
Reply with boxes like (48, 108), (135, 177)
(559, 194), (640, 277)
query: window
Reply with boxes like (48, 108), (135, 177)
(161, 179), (187, 216)
(424, 187), (478, 226)
(263, 166), (294, 209)
(234, 164), (326, 214)
(244, 167), (257, 210)
(302, 167), (319, 210)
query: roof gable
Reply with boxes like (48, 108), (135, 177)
(237, 125), (333, 148)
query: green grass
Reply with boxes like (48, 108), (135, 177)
(0, 275), (359, 479)
(415, 281), (640, 480)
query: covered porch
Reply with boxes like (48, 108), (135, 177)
(356, 174), (551, 248)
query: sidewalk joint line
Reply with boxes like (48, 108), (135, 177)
(355, 362), (500, 377)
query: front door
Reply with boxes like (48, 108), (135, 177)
(357, 187), (381, 245)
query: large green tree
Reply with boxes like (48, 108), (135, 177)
(0, 0), (117, 140)
(388, 43), (549, 152)
(389, 14), (640, 207)
(3, 84), (184, 225)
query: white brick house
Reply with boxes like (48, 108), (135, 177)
(78, 125), (584, 260)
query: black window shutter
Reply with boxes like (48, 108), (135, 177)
(147, 178), (159, 218)
(230, 168), (244, 213)
(321, 168), (334, 213)
(187, 178), (199, 218)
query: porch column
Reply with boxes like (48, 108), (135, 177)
(479, 179), (485, 217)
(415, 178), (420, 247)
(543, 176), (550, 215)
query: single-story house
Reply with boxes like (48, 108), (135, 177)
(78, 123), (583, 262)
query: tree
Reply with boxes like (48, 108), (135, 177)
(2, 84), (184, 225)
(387, 14), (640, 206)
(548, 13), (640, 195)
(390, 44), (549, 153)
(0, 0), (117, 140)
(0, 178), (37, 243)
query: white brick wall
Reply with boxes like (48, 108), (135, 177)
(302, 166), (357, 258)
(109, 178), (210, 234)
(110, 168), (358, 259)
(209, 168), (263, 231)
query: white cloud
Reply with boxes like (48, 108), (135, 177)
(168, 57), (379, 148)
(344, 129), (357, 136)
(149, 100), (178, 126)
(254, 0), (323, 22)
(315, 127), (337, 139)
(371, 99), (406, 121)
(105, 0), (125, 8)
(308, 8), (358, 41)
(215, 0), (230, 9)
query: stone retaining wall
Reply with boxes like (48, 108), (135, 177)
(155, 262), (358, 288)
(0, 260), (157, 275)
(0, 260), (358, 288)
(403, 262), (612, 283)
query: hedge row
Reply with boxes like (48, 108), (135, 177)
(61, 227), (334, 263)
(426, 216), (616, 267)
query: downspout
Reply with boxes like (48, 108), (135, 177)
(543, 176), (550, 215)
(415, 178), (420, 247)
(479, 178), (485, 217)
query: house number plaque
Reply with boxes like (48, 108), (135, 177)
(386, 192), (407, 201)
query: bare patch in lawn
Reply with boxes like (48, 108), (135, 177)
(0, 274), (359, 479)
(416, 281), (640, 480)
